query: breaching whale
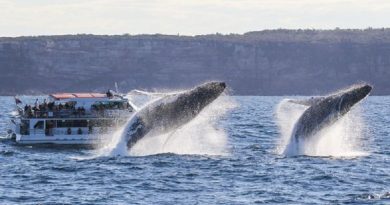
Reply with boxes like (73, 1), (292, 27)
(123, 81), (226, 149)
(285, 83), (372, 155)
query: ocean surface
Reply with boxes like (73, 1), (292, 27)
(1, 96), (389, 204)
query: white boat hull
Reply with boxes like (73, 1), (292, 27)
(15, 134), (112, 145)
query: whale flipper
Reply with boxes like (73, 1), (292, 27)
(288, 97), (325, 106)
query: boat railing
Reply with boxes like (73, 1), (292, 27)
(21, 109), (132, 119)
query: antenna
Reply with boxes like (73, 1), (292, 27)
(115, 82), (119, 93)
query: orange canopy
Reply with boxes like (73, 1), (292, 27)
(50, 93), (107, 100)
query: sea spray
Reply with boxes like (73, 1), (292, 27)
(276, 99), (368, 157)
(275, 99), (307, 155)
(129, 96), (235, 156)
(308, 107), (368, 157)
(125, 89), (174, 109)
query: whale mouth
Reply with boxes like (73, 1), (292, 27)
(340, 83), (372, 110)
(208, 81), (226, 94)
(207, 81), (226, 89)
(359, 84), (372, 97)
(219, 82), (226, 89)
(196, 81), (226, 98)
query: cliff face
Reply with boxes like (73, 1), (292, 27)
(1, 29), (390, 95)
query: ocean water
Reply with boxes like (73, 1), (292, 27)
(0, 96), (389, 204)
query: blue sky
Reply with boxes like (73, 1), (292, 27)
(1, 0), (389, 37)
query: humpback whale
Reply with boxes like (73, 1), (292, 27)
(123, 81), (226, 149)
(285, 83), (372, 155)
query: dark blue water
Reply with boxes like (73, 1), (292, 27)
(1, 96), (389, 204)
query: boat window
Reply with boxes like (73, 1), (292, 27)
(45, 120), (55, 136)
(56, 120), (88, 127)
(34, 121), (44, 129)
(89, 120), (99, 127)
(21, 120), (30, 135)
(57, 120), (70, 127)
(92, 101), (130, 110)
(73, 120), (88, 127)
(89, 119), (113, 127)
(46, 120), (56, 128)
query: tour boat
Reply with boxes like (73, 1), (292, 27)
(10, 91), (135, 146)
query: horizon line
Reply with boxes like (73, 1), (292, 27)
(1, 27), (390, 38)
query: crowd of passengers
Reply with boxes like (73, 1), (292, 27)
(23, 99), (132, 118)
(23, 99), (86, 118)
(91, 101), (132, 111)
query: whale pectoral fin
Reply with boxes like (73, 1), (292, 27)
(126, 118), (147, 149)
(126, 125), (146, 148)
(288, 97), (325, 106)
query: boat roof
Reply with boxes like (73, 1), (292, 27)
(50, 93), (107, 100)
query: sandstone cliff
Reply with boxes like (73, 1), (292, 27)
(1, 29), (390, 95)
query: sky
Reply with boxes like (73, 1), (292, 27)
(0, 0), (389, 37)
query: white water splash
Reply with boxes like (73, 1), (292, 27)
(130, 96), (235, 156)
(276, 99), (368, 157)
(9, 110), (19, 117)
(96, 91), (235, 157)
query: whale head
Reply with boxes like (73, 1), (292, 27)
(335, 83), (372, 115)
(187, 81), (226, 108)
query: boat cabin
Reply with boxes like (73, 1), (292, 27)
(13, 92), (135, 144)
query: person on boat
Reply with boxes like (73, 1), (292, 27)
(106, 90), (114, 98)
(39, 103), (44, 111)
(76, 107), (85, 116)
(48, 102), (54, 110)
(43, 99), (48, 110)
(24, 105), (32, 117)
(27, 108), (33, 118)
(76, 107), (82, 117)
(32, 103), (39, 116)
(34, 99), (39, 108)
